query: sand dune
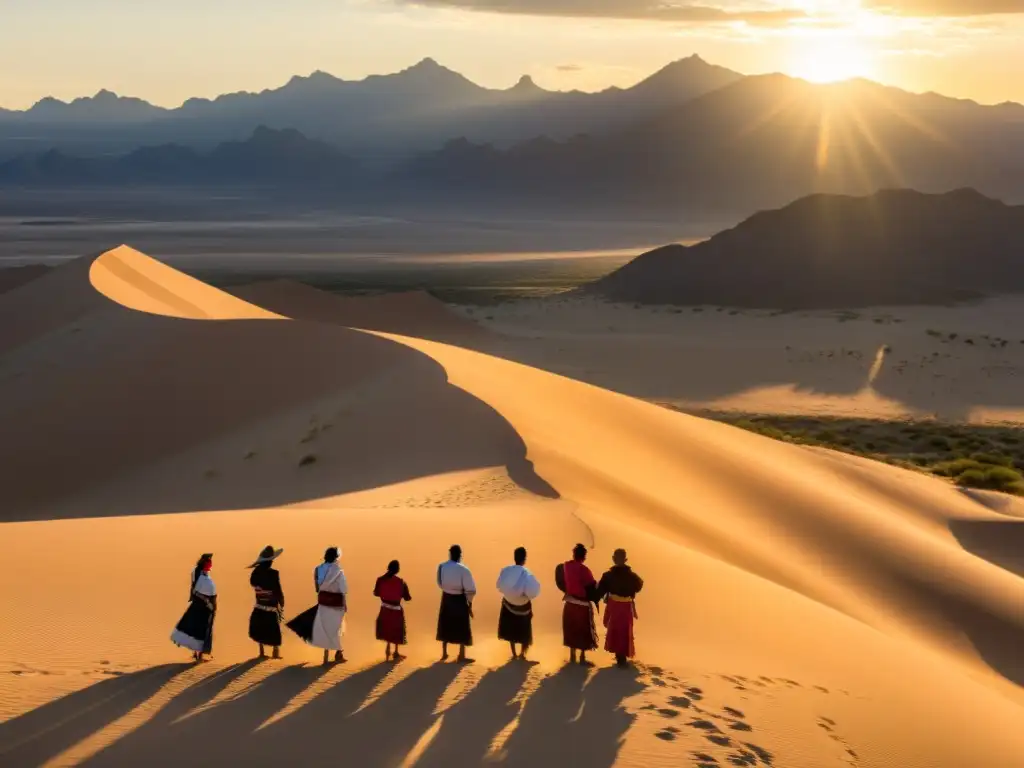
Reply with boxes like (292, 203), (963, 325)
(1, 246), (1023, 767)
(229, 280), (488, 343)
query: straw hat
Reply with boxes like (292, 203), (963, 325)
(249, 545), (284, 568)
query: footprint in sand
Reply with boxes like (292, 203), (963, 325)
(658, 707), (682, 718)
(727, 751), (758, 767)
(689, 719), (722, 732)
(692, 752), (719, 766)
(817, 717), (859, 766)
(707, 734), (733, 747)
(723, 706), (744, 718)
(738, 743), (774, 766)
(655, 726), (681, 741)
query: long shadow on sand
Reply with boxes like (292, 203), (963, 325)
(1, 662), (646, 768)
(1, 308), (557, 522)
(947, 517), (1024, 688)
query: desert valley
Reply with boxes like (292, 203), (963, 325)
(2, 25), (1024, 768)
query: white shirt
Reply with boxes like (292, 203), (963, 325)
(437, 560), (477, 602)
(496, 564), (541, 607)
(193, 572), (216, 597)
(316, 562), (347, 594)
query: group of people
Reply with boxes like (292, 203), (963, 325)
(170, 542), (642, 667)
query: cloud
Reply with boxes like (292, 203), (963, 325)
(556, 63), (584, 72)
(864, 0), (1024, 16)
(393, 1), (806, 26)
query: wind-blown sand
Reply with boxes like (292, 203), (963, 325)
(1, 246), (1023, 767)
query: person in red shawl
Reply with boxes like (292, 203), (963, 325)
(596, 548), (644, 667)
(373, 559), (412, 662)
(555, 543), (600, 664)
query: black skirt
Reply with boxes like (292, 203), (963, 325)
(497, 599), (533, 646)
(436, 592), (473, 646)
(285, 605), (319, 644)
(249, 606), (282, 646)
(174, 599), (215, 653)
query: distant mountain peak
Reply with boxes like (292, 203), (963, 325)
(284, 69), (343, 91)
(634, 54), (743, 94)
(510, 74), (544, 94)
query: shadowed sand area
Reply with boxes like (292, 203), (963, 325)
(1, 246), (1023, 767)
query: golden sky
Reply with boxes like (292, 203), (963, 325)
(1, 0), (1022, 108)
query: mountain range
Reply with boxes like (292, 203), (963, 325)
(405, 74), (1024, 211)
(0, 56), (742, 162)
(2, 57), (1024, 215)
(0, 127), (357, 186)
(588, 188), (1024, 308)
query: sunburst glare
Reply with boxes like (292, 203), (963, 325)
(792, 38), (876, 83)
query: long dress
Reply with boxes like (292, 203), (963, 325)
(248, 564), (284, 647)
(496, 564), (541, 647)
(285, 562), (347, 651)
(374, 574), (412, 645)
(171, 569), (217, 653)
(596, 565), (644, 659)
(436, 560), (476, 646)
(555, 560), (598, 651)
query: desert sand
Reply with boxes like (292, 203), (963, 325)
(462, 295), (1024, 424)
(1, 246), (1023, 768)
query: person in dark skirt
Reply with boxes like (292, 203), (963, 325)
(373, 560), (412, 662)
(495, 546), (541, 660)
(171, 553), (217, 662)
(555, 543), (600, 665)
(248, 546), (285, 659)
(436, 544), (476, 663)
(596, 549), (644, 667)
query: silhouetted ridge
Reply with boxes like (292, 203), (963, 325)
(0, 127), (358, 185)
(588, 189), (1024, 309)
(0, 56), (745, 161)
(403, 73), (1024, 211)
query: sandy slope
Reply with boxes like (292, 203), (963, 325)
(462, 295), (1024, 424)
(1, 246), (1023, 768)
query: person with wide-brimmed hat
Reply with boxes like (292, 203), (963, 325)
(170, 553), (217, 662)
(285, 546), (348, 664)
(248, 545), (285, 659)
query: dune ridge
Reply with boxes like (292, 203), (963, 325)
(1, 245), (1022, 767)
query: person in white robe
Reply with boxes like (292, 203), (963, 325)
(285, 546), (348, 664)
(171, 553), (217, 662)
(496, 546), (541, 660)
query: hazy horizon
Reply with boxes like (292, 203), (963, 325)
(3, 1), (1024, 110)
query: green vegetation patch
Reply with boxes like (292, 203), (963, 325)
(675, 410), (1024, 496)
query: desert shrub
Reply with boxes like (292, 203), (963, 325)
(299, 454), (318, 467)
(929, 436), (952, 450)
(931, 458), (987, 477)
(955, 465), (1024, 494)
(970, 452), (1014, 468)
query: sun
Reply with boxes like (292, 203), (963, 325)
(792, 38), (876, 83)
